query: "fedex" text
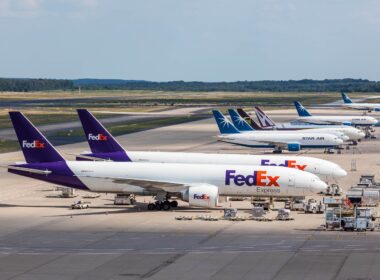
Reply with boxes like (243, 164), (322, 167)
(22, 140), (44, 149)
(88, 133), (107, 141)
(225, 170), (280, 187)
(261, 159), (307, 171)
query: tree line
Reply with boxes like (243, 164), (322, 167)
(1, 78), (380, 92)
(0, 78), (73, 92)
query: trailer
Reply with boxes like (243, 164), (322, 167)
(346, 189), (379, 207)
(114, 194), (136, 205)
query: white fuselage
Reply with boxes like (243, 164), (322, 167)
(260, 123), (365, 141)
(297, 115), (378, 126)
(216, 132), (343, 148)
(67, 161), (326, 197)
(343, 103), (380, 111)
(125, 151), (346, 181)
(301, 127), (364, 141)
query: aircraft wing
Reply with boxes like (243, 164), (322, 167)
(75, 175), (192, 193)
(297, 119), (341, 125)
(249, 139), (290, 148)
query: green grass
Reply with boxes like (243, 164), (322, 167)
(44, 116), (205, 147)
(0, 140), (20, 154)
(0, 113), (123, 130)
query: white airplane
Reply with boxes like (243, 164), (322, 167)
(249, 107), (365, 143)
(213, 110), (343, 153)
(75, 109), (347, 181)
(341, 92), (380, 112)
(294, 101), (378, 126)
(229, 108), (349, 141)
(6, 112), (328, 211)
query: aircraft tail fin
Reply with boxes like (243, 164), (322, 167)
(341, 92), (353, 104)
(212, 110), (240, 134)
(253, 106), (276, 127)
(9, 112), (65, 163)
(294, 101), (312, 117)
(236, 108), (262, 130)
(228, 109), (254, 131)
(77, 109), (131, 162)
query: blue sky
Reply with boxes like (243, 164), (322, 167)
(0, 0), (380, 81)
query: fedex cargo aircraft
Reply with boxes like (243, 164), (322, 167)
(5, 112), (328, 211)
(76, 109), (346, 181)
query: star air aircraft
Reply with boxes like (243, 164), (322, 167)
(213, 110), (343, 153)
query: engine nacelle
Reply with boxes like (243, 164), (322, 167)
(181, 185), (219, 208)
(287, 143), (301, 151)
(342, 121), (352, 126)
(374, 108), (380, 112)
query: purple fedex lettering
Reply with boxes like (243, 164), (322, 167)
(225, 170), (280, 187)
(261, 159), (307, 171)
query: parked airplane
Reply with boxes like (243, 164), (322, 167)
(247, 107), (365, 143)
(294, 101), (378, 126)
(6, 112), (328, 211)
(341, 92), (380, 112)
(76, 109), (346, 181)
(213, 110), (343, 153)
(229, 109), (349, 141)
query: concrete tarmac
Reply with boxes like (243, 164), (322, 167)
(1, 109), (380, 279)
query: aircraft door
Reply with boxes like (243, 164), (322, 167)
(288, 175), (295, 187)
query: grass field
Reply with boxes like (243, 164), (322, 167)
(1, 90), (377, 105)
(1, 90), (377, 154)
(0, 115), (205, 153)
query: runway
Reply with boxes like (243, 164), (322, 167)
(1, 108), (380, 279)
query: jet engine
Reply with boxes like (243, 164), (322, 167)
(342, 121), (352, 126)
(374, 108), (380, 112)
(181, 185), (219, 207)
(287, 143), (301, 151)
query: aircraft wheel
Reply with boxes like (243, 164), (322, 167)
(170, 201), (178, 208)
(155, 203), (162, 211)
(147, 203), (156, 211)
(162, 202), (171, 211)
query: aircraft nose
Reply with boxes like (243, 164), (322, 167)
(359, 132), (365, 138)
(333, 168), (347, 178)
(336, 138), (344, 145)
(341, 135), (349, 141)
(311, 179), (328, 193)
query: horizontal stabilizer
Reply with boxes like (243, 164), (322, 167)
(4, 165), (52, 175)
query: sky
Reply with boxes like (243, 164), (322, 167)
(0, 0), (380, 81)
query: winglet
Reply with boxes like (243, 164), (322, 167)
(294, 101), (312, 117)
(228, 109), (254, 131)
(212, 110), (240, 134)
(9, 112), (65, 163)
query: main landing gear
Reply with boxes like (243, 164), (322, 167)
(147, 200), (178, 211)
(147, 192), (179, 211)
